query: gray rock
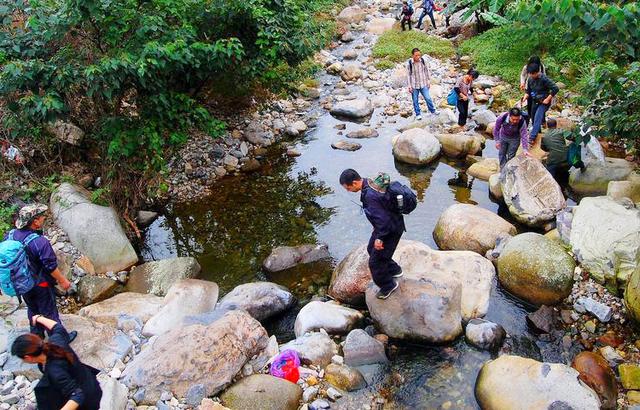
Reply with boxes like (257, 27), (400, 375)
(326, 387), (342, 401)
(143, 279), (219, 336)
(574, 297), (612, 323)
(294, 301), (363, 337)
(341, 31), (355, 42)
(310, 399), (331, 410)
(340, 64), (362, 82)
(126, 257), (201, 296)
(136, 210), (159, 227)
(331, 140), (362, 151)
(263, 244), (330, 272)
(218, 282), (295, 322)
(392, 128), (441, 165)
(185, 384), (207, 406)
(330, 99), (373, 119)
(50, 183), (138, 274)
(337, 5), (366, 24)
(303, 385), (319, 402)
(45, 120), (84, 146)
(365, 277), (463, 343)
(79, 292), (164, 327)
(280, 332), (339, 367)
(220, 374), (302, 410)
(346, 128), (379, 139)
(132, 388), (145, 404)
(569, 157), (634, 196)
(98, 373), (129, 410)
(77, 276), (118, 305)
(343, 329), (388, 366)
(121, 311), (268, 404)
(473, 109), (497, 129)
(465, 319), (506, 351)
(526, 305), (556, 334)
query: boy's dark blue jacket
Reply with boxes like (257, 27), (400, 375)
(360, 179), (406, 241)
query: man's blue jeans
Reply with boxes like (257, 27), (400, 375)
(418, 10), (437, 29)
(530, 101), (549, 143)
(412, 86), (436, 116)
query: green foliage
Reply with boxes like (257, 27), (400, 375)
(0, 0), (343, 170)
(373, 31), (455, 69)
(459, 25), (597, 89)
(0, 204), (17, 236)
(578, 62), (640, 153)
(90, 186), (111, 206)
(511, 0), (640, 62)
(447, 0), (514, 29)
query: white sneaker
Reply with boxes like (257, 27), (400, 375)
(431, 110), (440, 115)
(416, 115), (423, 121)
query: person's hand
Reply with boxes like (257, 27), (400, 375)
(522, 94), (529, 101)
(523, 151), (533, 157)
(543, 95), (552, 105)
(31, 314), (42, 327)
(495, 142), (501, 150)
(58, 277), (71, 291)
(408, 87), (413, 94)
(374, 239), (384, 250)
(461, 95), (468, 101)
(426, 81), (431, 89)
(519, 83), (525, 91)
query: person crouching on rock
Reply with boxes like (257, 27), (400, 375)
(494, 107), (530, 168)
(454, 69), (479, 128)
(340, 169), (405, 299)
(11, 315), (102, 410)
(399, 1), (413, 31)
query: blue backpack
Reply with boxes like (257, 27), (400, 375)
(0, 230), (39, 297)
(447, 89), (458, 106)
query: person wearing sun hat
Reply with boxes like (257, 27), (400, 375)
(4, 204), (76, 341)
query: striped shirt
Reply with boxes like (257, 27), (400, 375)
(455, 76), (472, 97)
(407, 58), (431, 89)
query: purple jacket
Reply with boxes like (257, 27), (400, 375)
(5, 228), (58, 286)
(493, 112), (529, 151)
(360, 179), (405, 241)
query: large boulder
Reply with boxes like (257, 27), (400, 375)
(294, 301), (363, 337)
(365, 277), (463, 343)
(468, 158), (499, 181)
(607, 178), (640, 203)
(497, 233), (575, 306)
(121, 310), (268, 404)
(337, 5), (366, 24)
(500, 156), (566, 227)
(433, 204), (516, 255)
(435, 133), (483, 158)
(572, 351), (617, 409)
(473, 109), (497, 130)
(263, 244), (330, 272)
(79, 292), (164, 327)
(61, 314), (133, 371)
(329, 241), (494, 320)
(570, 196), (640, 290)
(330, 99), (374, 119)
(218, 282), (295, 322)
(143, 279), (219, 336)
(343, 329), (388, 367)
(625, 265), (640, 323)
(392, 128), (441, 165)
(126, 257), (201, 296)
(280, 332), (338, 367)
(475, 355), (601, 409)
(569, 157), (635, 197)
(77, 276), (118, 305)
(366, 18), (396, 34)
(220, 374), (302, 410)
(50, 183), (137, 274)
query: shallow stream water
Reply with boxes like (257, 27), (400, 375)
(142, 29), (560, 409)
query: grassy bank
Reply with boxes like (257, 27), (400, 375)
(373, 31), (455, 69)
(459, 25), (597, 91)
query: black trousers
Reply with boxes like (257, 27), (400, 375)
(401, 19), (412, 31)
(22, 285), (60, 337)
(457, 99), (469, 126)
(367, 230), (403, 293)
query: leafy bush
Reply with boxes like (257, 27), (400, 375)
(0, 204), (16, 236)
(0, 0), (344, 169)
(373, 31), (455, 66)
(459, 25), (596, 89)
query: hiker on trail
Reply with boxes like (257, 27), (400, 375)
(494, 107), (530, 168)
(541, 118), (584, 185)
(416, 0), (437, 30)
(454, 69), (479, 127)
(340, 169), (406, 299)
(2, 204), (76, 341)
(399, 1), (413, 31)
(407, 48), (439, 120)
(523, 62), (559, 145)
(11, 315), (102, 410)
(520, 56), (545, 91)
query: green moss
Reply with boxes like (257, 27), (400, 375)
(459, 24), (597, 91)
(373, 31), (455, 64)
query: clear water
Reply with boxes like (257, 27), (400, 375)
(141, 36), (556, 408)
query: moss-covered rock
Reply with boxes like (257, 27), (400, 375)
(497, 233), (575, 305)
(324, 364), (366, 391)
(625, 264), (640, 324)
(619, 363), (640, 390)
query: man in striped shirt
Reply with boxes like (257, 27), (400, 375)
(407, 48), (438, 120)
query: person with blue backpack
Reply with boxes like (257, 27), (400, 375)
(0, 204), (76, 341)
(340, 169), (417, 299)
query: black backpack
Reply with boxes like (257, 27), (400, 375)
(387, 181), (417, 214)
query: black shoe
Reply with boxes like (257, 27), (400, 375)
(68, 330), (78, 343)
(376, 281), (399, 300)
(392, 268), (404, 278)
